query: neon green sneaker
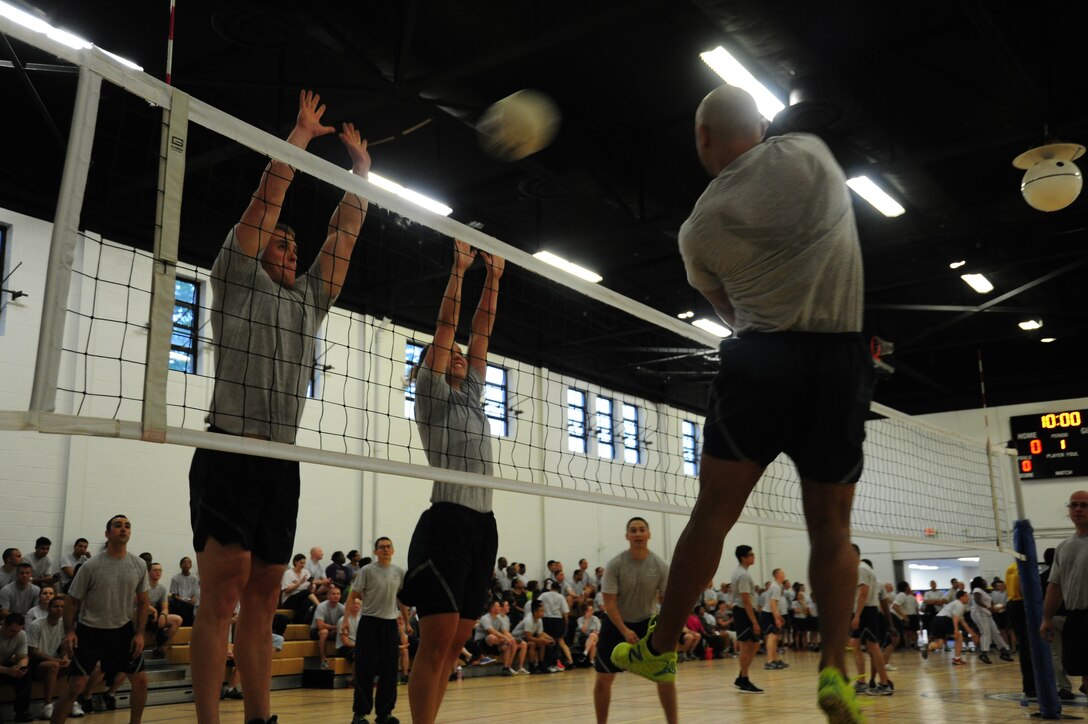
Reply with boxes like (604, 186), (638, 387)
(817, 666), (866, 723)
(610, 616), (677, 684)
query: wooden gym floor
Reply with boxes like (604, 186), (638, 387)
(67, 648), (1085, 722)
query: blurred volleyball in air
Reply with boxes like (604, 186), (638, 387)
(477, 89), (561, 162)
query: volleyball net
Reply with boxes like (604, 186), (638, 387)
(0, 17), (1016, 551)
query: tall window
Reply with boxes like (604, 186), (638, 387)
(169, 277), (199, 373)
(484, 364), (509, 437)
(567, 388), (587, 453)
(595, 396), (614, 460)
(404, 341), (425, 418)
(622, 403), (641, 464)
(682, 420), (700, 476)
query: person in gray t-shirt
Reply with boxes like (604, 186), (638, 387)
(611, 85), (873, 711)
(401, 239), (505, 724)
(52, 515), (150, 724)
(1042, 490), (1088, 686)
(187, 89), (373, 724)
(0, 564), (39, 617)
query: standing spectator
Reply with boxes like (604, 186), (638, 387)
(760, 568), (788, 670)
(850, 548), (892, 695)
(29, 538), (59, 589)
(791, 583), (810, 651)
(0, 549), (22, 589)
(1005, 561), (1036, 701)
(508, 580), (529, 630)
(310, 586), (344, 670)
(539, 582), (573, 670)
(169, 557), (200, 627)
(25, 586), (55, 626)
(147, 563), (182, 658)
(1041, 490), (1088, 700)
(348, 537), (408, 724)
(50, 515), (149, 724)
(891, 581), (919, 650)
(325, 551), (353, 595)
(0, 612), (32, 722)
(597, 517), (674, 723)
(280, 554), (319, 624)
(921, 580), (946, 633)
(0, 564), (40, 617)
(58, 540), (89, 595)
(728, 546), (763, 693)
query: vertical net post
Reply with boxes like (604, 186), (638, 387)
(985, 439), (1004, 549)
(29, 66), (103, 414)
(141, 88), (189, 442)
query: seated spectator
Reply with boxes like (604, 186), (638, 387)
(474, 601), (518, 676)
(325, 551), (353, 594)
(24, 586), (55, 626)
(29, 538), (59, 590)
(694, 604), (728, 658)
(281, 554), (319, 624)
(568, 570), (587, 603)
(305, 547), (332, 600)
(0, 612), (32, 721)
(508, 582), (528, 630)
(0, 549), (22, 589)
(680, 610), (702, 660)
(495, 557), (511, 591)
(576, 603), (601, 666)
(513, 600), (555, 673)
(703, 580), (721, 614)
(497, 600), (528, 674)
(397, 614), (411, 684)
(169, 556), (200, 626)
(719, 582), (733, 609)
(0, 563), (40, 617)
(310, 585), (344, 670)
(338, 595), (362, 664)
(57, 539), (89, 594)
(346, 550), (363, 577)
(147, 563), (183, 657)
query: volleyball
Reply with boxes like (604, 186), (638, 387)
(477, 89), (561, 162)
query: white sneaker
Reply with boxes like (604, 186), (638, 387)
(885, 664), (898, 671)
(70, 700), (86, 718)
(517, 667), (531, 675)
(41, 702), (54, 718)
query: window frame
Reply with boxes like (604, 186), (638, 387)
(622, 402), (641, 465)
(169, 276), (200, 374)
(595, 395), (615, 460)
(484, 363), (509, 438)
(682, 419), (700, 476)
(567, 388), (588, 454)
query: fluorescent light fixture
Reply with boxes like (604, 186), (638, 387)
(699, 46), (785, 121)
(532, 251), (602, 283)
(1041, 337), (1057, 343)
(846, 176), (906, 217)
(908, 563), (939, 570)
(96, 47), (142, 71)
(957, 557), (980, 562)
(368, 172), (452, 216)
(677, 310), (695, 319)
(1018, 319), (1043, 331)
(0, 1), (89, 48)
(960, 273), (994, 294)
(949, 260), (966, 269)
(692, 318), (733, 338)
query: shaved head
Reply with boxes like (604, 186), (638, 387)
(694, 84), (767, 175)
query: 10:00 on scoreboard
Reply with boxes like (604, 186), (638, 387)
(1010, 409), (1088, 480)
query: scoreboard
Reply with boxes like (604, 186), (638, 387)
(1010, 409), (1088, 481)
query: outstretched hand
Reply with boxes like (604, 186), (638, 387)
(339, 122), (371, 177)
(295, 90), (336, 140)
(453, 238), (477, 273)
(480, 251), (505, 279)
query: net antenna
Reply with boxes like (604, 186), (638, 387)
(0, 14), (1017, 556)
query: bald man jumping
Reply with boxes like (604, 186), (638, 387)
(612, 84), (873, 722)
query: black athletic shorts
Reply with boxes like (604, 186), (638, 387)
(595, 617), (650, 674)
(929, 616), (954, 641)
(189, 439), (301, 565)
(906, 614), (921, 632)
(731, 606), (761, 643)
(400, 503), (498, 619)
(1063, 610), (1087, 676)
(806, 616), (820, 632)
(852, 606), (885, 644)
(758, 611), (780, 636)
(703, 332), (874, 484)
(71, 623), (145, 679)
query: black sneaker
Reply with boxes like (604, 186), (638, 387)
(78, 696), (95, 713)
(978, 652), (992, 664)
(103, 693), (116, 711)
(350, 716), (370, 724)
(1058, 689), (1075, 702)
(999, 649), (1014, 662)
(737, 679), (764, 694)
(376, 716), (400, 724)
(225, 688), (244, 700)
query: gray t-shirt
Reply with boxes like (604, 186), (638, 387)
(68, 552), (149, 630)
(169, 573), (200, 603)
(538, 590), (569, 619)
(761, 582), (784, 614)
(28, 617), (64, 658)
(602, 550), (668, 623)
(59, 553), (89, 588)
(311, 601), (345, 631)
(0, 568), (16, 589)
(731, 565), (755, 607)
(352, 563), (405, 620)
(857, 563), (880, 608)
(207, 227), (333, 443)
(937, 599), (965, 619)
(343, 611), (361, 644)
(512, 615), (542, 641)
(0, 583), (40, 615)
(678, 133), (863, 335)
(24, 604), (50, 626)
(29, 554), (55, 580)
(1052, 532), (1088, 609)
(0, 629), (28, 664)
(414, 366), (493, 512)
(474, 613), (497, 641)
(147, 583), (167, 610)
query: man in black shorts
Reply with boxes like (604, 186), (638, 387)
(50, 515), (149, 724)
(612, 84), (872, 722)
(187, 90), (371, 724)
